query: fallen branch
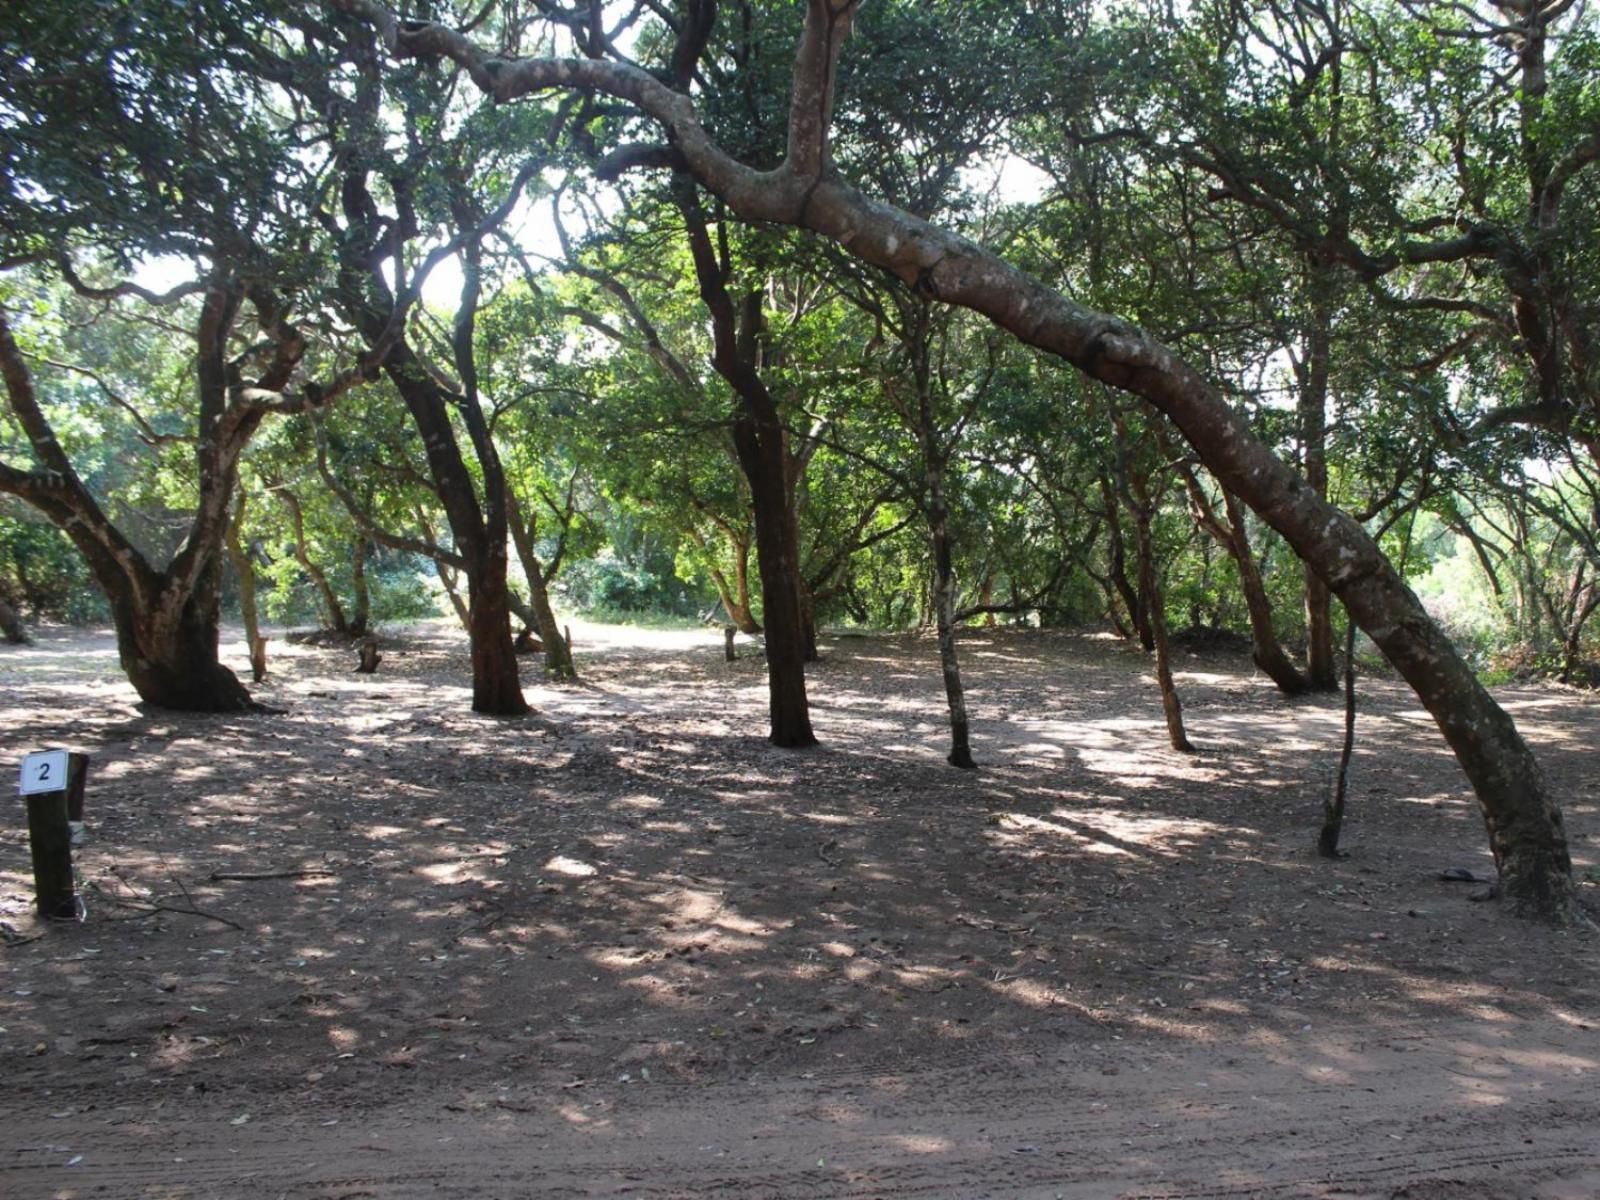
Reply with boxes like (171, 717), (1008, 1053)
(91, 888), (247, 931)
(209, 868), (337, 882)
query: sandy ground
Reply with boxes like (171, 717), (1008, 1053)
(1, 619), (1597, 1199)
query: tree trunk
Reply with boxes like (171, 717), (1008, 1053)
(226, 495), (265, 681)
(1173, 454), (1308, 695)
(0, 592), (31, 645)
(1319, 615), (1358, 857)
(505, 490), (576, 678)
(930, 500), (976, 768)
(799, 577), (819, 662)
(1129, 486), (1193, 753)
(111, 564), (256, 712)
(349, 537), (371, 637)
(467, 555), (529, 714)
(735, 411), (817, 747)
(1221, 488), (1309, 695)
(1101, 474), (1152, 649)
(674, 179), (813, 747)
(436, 558), (471, 631)
(274, 486), (348, 635)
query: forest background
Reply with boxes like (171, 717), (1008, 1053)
(2, 0), (1599, 921)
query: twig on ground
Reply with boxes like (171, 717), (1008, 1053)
(209, 869), (337, 882)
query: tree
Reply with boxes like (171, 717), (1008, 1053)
(0, 0), (384, 709)
(341, 0), (1581, 921)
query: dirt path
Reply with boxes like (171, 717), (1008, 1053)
(2, 622), (1597, 1198)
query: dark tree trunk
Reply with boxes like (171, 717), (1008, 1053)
(1319, 616), (1359, 857)
(1101, 475), (1152, 649)
(674, 178), (814, 747)
(467, 557), (528, 713)
(930, 503), (975, 768)
(1223, 489), (1310, 696)
(333, 167), (527, 717)
(111, 562), (256, 712)
(1127, 479), (1193, 754)
(734, 412), (817, 747)
(0, 593), (31, 645)
(1, 300), (274, 714)
(798, 577), (819, 662)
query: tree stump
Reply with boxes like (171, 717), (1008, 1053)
(355, 637), (382, 674)
(724, 626), (737, 662)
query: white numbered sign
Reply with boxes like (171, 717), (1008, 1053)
(19, 750), (69, 796)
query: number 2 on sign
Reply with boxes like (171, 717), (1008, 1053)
(19, 750), (69, 796)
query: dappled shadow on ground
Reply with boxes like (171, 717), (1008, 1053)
(1, 622), (1597, 1196)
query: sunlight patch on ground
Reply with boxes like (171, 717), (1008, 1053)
(543, 855), (598, 878)
(990, 808), (1231, 858)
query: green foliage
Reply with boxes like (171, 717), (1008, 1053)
(0, 501), (106, 622)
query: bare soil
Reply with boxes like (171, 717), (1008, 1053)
(2, 621), (1597, 1199)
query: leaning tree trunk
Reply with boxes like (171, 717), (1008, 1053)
(1222, 488), (1310, 696)
(505, 489), (576, 678)
(274, 487), (348, 635)
(1174, 452), (1308, 695)
(356, 0), (1581, 920)
(1120, 454), (1196, 755)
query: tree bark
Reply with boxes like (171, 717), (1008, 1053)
(355, 0), (1581, 920)
(272, 485), (348, 634)
(110, 560), (256, 711)
(506, 488), (576, 678)
(349, 537), (371, 637)
(332, 161), (527, 716)
(734, 410), (817, 746)
(1135, 500), (1193, 753)
(1116, 417), (1194, 754)
(0, 592), (31, 645)
(1221, 487), (1309, 695)
(1174, 457), (1309, 695)
(1319, 616), (1359, 858)
(930, 497), (975, 767)
(675, 180), (814, 747)
(1100, 474), (1152, 649)
(0, 295), (283, 713)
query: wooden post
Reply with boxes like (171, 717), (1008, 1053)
(724, 625), (737, 662)
(20, 750), (87, 920)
